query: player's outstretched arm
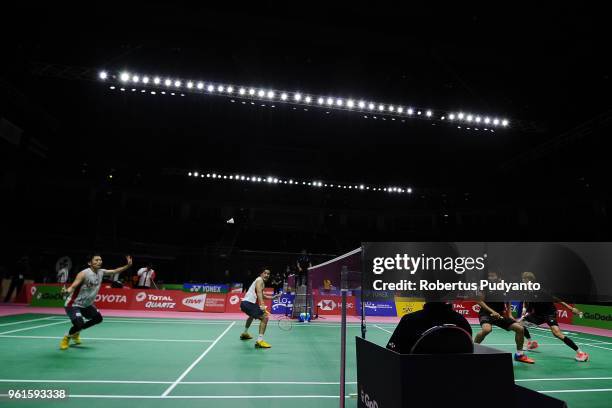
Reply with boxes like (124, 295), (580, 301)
(62, 271), (86, 295)
(104, 255), (133, 276)
(554, 297), (582, 315)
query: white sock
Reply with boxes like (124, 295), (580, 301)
(516, 350), (523, 355)
(257, 334), (263, 342)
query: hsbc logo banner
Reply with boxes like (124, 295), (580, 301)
(313, 295), (357, 316)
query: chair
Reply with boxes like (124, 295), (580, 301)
(410, 324), (474, 354)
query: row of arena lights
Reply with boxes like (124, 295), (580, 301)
(99, 70), (510, 128)
(187, 171), (413, 194)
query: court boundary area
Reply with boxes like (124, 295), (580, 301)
(1, 313), (611, 403)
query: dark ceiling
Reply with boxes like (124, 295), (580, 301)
(3, 2), (611, 191)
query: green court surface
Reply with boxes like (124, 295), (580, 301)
(1, 314), (611, 407)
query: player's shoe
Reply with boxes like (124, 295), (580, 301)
(514, 353), (535, 364)
(526, 340), (539, 350)
(255, 340), (272, 348)
(71, 331), (81, 345)
(240, 332), (253, 340)
(575, 351), (589, 362)
(60, 335), (70, 350)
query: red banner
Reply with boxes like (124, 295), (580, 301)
(203, 293), (227, 312)
(225, 293), (243, 313)
(313, 295), (357, 316)
(555, 303), (573, 324)
(94, 288), (134, 309)
(452, 301), (480, 319)
(129, 289), (206, 312)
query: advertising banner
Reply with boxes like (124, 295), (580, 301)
(554, 303), (574, 324)
(271, 293), (295, 315)
(573, 304), (612, 329)
(230, 283), (243, 293)
(394, 298), (424, 317)
(355, 297), (397, 316)
(162, 284), (184, 291)
(313, 295), (357, 316)
(452, 301), (480, 319)
(93, 288), (133, 309)
(183, 283), (230, 293)
(203, 293), (227, 312)
(30, 285), (65, 307)
(131, 289), (206, 312)
(225, 293), (243, 313)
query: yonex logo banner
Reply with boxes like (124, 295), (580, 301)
(362, 242), (612, 303)
(183, 283), (229, 293)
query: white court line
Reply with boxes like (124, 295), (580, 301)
(528, 331), (612, 352)
(0, 394), (347, 399)
(47, 318), (232, 325)
(180, 381), (359, 385)
(47, 317), (368, 328)
(499, 324), (612, 346)
(373, 325), (393, 334)
(578, 343), (612, 352)
(486, 343), (564, 346)
(0, 379), (358, 385)
(0, 320), (67, 335)
(563, 334), (612, 345)
(540, 388), (612, 394)
(0, 391), (609, 398)
(0, 335), (214, 343)
(161, 321), (236, 397)
(517, 377), (612, 382)
(0, 316), (55, 327)
(0, 379), (172, 384)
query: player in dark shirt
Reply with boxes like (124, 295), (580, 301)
(520, 272), (589, 362)
(386, 302), (472, 354)
(474, 271), (534, 364)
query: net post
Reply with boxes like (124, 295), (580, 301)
(339, 265), (348, 408)
(360, 243), (366, 339)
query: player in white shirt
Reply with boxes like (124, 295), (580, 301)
(136, 263), (156, 288)
(59, 253), (132, 350)
(240, 268), (280, 348)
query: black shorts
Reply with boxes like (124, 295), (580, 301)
(240, 301), (264, 319)
(525, 313), (558, 327)
(479, 314), (515, 330)
(65, 305), (100, 324)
